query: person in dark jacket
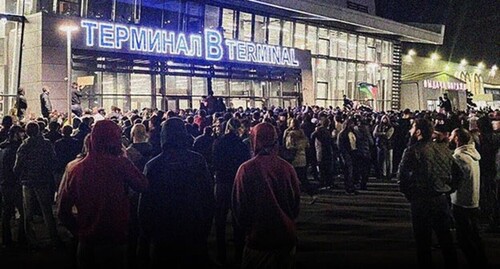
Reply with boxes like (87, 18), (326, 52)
(14, 121), (60, 248)
(193, 126), (215, 170)
(475, 116), (500, 232)
(40, 86), (52, 119)
(71, 82), (83, 117)
(337, 118), (359, 195)
(15, 87), (28, 121)
(398, 118), (461, 269)
(300, 114), (320, 182)
(147, 114), (162, 157)
(212, 117), (251, 265)
(0, 116), (13, 144)
(354, 118), (374, 190)
(44, 121), (62, 144)
(440, 93), (453, 113)
(126, 123), (153, 172)
(72, 117), (92, 153)
(138, 117), (214, 268)
(373, 115), (395, 180)
(57, 120), (148, 269)
(0, 125), (26, 247)
(54, 125), (80, 191)
(232, 122), (301, 269)
(125, 123), (153, 268)
(311, 117), (334, 189)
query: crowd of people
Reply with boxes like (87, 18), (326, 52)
(0, 98), (499, 269)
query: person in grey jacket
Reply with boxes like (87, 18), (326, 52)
(449, 128), (489, 267)
(398, 118), (461, 269)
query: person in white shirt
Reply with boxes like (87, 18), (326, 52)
(449, 128), (489, 267)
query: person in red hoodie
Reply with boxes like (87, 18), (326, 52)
(232, 122), (301, 269)
(56, 120), (148, 269)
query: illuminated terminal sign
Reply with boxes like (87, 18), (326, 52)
(80, 20), (300, 67)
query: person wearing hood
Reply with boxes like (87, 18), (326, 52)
(232, 122), (301, 269)
(56, 120), (148, 269)
(449, 128), (489, 267)
(138, 117), (215, 268)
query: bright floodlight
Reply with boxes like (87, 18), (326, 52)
(460, 59), (468, 66)
(59, 25), (78, 33)
(477, 62), (485, 69)
(430, 53), (440, 61)
(489, 65), (498, 77)
(408, 49), (416, 56)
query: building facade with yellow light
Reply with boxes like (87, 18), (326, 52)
(402, 54), (499, 110)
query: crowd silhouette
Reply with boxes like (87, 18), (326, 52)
(0, 102), (499, 269)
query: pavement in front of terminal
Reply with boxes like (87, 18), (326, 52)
(1, 177), (500, 269)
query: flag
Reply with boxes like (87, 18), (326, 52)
(358, 83), (378, 99)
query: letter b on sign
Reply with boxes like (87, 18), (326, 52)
(205, 30), (223, 61)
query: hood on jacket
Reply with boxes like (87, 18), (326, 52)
(251, 122), (277, 154)
(454, 143), (481, 162)
(161, 117), (189, 150)
(89, 120), (122, 156)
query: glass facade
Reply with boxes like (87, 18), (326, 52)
(1, 0), (397, 115)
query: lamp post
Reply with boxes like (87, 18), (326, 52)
(59, 25), (78, 124)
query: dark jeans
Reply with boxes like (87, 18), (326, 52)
(294, 166), (316, 197)
(410, 195), (457, 269)
(1, 185), (26, 246)
(480, 175), (499, 228)
(353, 153), (371, 189)
(452, 205), (489, 268)
(22, 184), (59, 247)
(377, 147), (393, 179)
(340, 153), (355, 193)
(215, 182), (244, 263)
(305, 146), (319, 181)
(318, 159), (334, 187)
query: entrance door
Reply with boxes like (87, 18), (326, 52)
(166, 97), (191, 112)
(267, 81), (283, 108)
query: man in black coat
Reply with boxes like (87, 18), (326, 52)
(212, 118), (251, 265)
(398, 118), (461, 269)
(71, 82), (83, 117)
(16, 88), (28, 121)
(40, 86), (52, 119)
(138, 117), (215, 268)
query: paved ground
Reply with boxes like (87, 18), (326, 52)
(2, 178), (500, 268)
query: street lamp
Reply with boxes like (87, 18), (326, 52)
(430, 52), (440, 61)
(59, 24), (78, 124)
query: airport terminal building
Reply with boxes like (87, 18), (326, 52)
(0, 0), (444, 116)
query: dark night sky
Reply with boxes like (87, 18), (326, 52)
(375, 0), (499, 66)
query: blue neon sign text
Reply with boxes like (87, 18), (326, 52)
(81, 20), (300, 67)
